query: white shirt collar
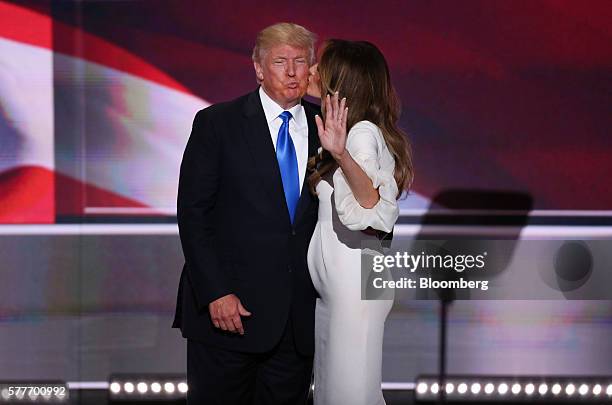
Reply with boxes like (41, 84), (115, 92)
(259, 86), (306, 130)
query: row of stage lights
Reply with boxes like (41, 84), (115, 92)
(110, 381), (188, 395)
(418, 382), (612, 397)
(416, 376), (612, 402)
(108, 375), (187, 401)
(6, 375), (611, 403)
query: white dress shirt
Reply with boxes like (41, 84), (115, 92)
(259, 86), (308, 196)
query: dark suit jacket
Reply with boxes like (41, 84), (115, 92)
(172, 88), (320, 355)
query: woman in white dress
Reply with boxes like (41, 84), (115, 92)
(306, 40), (414, 405)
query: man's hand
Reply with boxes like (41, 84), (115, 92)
(208, 294), (252, 335)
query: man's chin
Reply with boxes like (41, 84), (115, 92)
(288, 88), (308, 100)
(279, 91), (305, 106)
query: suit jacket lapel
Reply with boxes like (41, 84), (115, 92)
(241, 89), (291, 223)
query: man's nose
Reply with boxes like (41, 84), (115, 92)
(286, 61), (296, 76)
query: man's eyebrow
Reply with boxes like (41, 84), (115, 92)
(272, 56), (306, 61)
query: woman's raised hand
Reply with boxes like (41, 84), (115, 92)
(315, 92), (348, 161)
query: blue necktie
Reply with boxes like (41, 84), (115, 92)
(276, 111), (299, 224)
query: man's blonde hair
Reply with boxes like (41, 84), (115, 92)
(252, 22), (317, 64)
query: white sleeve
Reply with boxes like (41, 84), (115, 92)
(332, 121), (399, 233)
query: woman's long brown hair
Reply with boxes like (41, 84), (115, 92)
(307, 39), (414, 198)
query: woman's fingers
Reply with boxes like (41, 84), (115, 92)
(315, 114), (333, 151)
(339, 95), (347, 128)
(332, 91), (339, 121)
(325, 94), (333, 125)
(326, 91), (340, 124)
(315, 114), (325, 138)
(320, 93), (347, 146)
(339, 97), (346, 123)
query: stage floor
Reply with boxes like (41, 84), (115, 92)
(70, 389), (417, 404)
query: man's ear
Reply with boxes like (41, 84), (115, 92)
(253, 61), (264, 82)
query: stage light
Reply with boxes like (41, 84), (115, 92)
(524, 383), (535, 395)
(445, 383), (454, 394)
(136, 382), (147, 394)
(123, 382), (134, 394)
(110, 382), (121, 394)
(538, 383), (548, 395)
(150, 382), (161, 393)
(470, 383), (481, 394)
(607, 384), (612, 396)
(457, 383), (467, 395)
(484, 383), (494, 394)
(579, 384), (589, 396)
(178, 382), (188, 394)
(417, 382), (428, 395)
(565, 383), (575, 396)
(164, 382), (175, 394)
(497, 382), (508, 395)
(511, 383), (521, 395)
(552, 383), (562, 395)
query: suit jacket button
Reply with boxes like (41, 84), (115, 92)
(288, 266), (292, 273)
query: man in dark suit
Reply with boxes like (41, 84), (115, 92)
(172, 22), (320, 404)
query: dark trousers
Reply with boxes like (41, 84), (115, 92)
(187, 315), (313, 405)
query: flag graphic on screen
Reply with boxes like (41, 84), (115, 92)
(1, 0), (611, 223)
